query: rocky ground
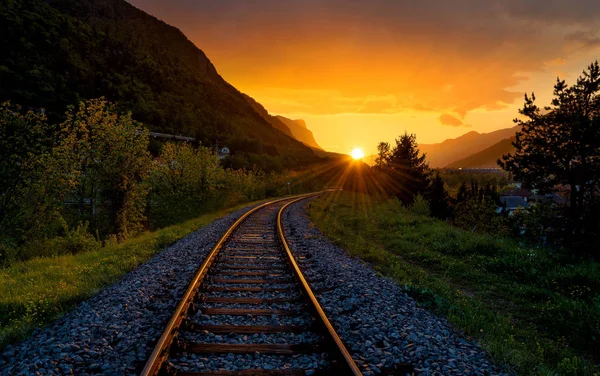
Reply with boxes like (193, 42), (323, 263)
(1, 197), (506, 375)
(282, 198), (506, 376)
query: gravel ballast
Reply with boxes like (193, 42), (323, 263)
(282, 198), (506, 376)
(0, 204), (263, 375)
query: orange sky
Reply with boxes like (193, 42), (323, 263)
(130, 0), (600, 155)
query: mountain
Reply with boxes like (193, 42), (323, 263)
(0, 0), (317, 161)
(446, 137), (516, 168)
(275, 116), (323, 150)
(242, 94), (295, 137)
(419, 126), (519, 167)
(241, 94), (325, 151)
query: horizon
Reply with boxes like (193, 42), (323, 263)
(129, 0), (600, 155)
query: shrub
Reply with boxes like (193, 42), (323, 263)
(19, 222), (100, 260)
(455, 197), (508, 235)
(411, 194), (431, 217)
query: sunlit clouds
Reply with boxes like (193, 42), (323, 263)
(129, 0), (600, 154)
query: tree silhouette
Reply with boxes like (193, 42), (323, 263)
(375, 142), (391, 168)
(385, 132), (431, 204)
(500, 61), (600, 251)
(428, 171), (451, 219)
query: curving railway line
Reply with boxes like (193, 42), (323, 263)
(141, 192), (362, 376)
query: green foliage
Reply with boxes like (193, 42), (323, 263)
(509, 204), (564, 246)
(411, 194), (431, 216)
(0, 102), (78, 248)
(147, 142), (276, 228)
(309, 192), (600, 375)
(148, 143), (223, 227)
(455, 197), (508, 234)
(20, 222), (100, 261)
(63, 98), (152, 239)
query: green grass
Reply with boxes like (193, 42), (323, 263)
(308, 191), (600, 376)
(0, 199), (268, 349)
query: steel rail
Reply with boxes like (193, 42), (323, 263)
(140, 192), (328, 376)
(277, 195), (362, 376)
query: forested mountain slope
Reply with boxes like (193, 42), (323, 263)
(0, 0), (317, 160)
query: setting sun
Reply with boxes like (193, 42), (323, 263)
(351, 148), (364, 160)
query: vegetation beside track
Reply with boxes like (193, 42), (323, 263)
(308, 191), (600, 376)
(0, 199), (271, 350)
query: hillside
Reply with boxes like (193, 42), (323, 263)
(242, 94), (294, 137)
(0, 0), (316, 161)
(419, 126), (519, 167)
(275, 116), (323, 150)
(446, 138), (516, 168)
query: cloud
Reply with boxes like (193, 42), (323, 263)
(439, 114), (467, 127)
(130, 0), (600, 117)
(565, 31), (600, 49)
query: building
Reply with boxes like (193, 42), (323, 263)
(498, 195), (529, 214)
(218, 146), (230, 160)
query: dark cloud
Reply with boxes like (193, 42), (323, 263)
(439, 114), (467, 127)
(565, 31), (600, 49)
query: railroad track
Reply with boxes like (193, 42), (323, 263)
(141, 192), (362, 375)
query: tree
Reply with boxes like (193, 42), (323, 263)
(375, 142), (391, 168)
(62, 99), (152, 239)
(427, 171), (451, 219)
(456, 182), (468, 203)
(500, 61), (600, 251)
(0, 102), (77, 247)
(148, 142), (223, 227)
(387, 132), (431, 204)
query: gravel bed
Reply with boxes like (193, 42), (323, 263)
(170, 352), (330, 375)
(201, 302), (305, 310)
(282, 198), (507, 376)
(0, 203), (266, 375)
(205, 291), (303, 299)
(178, 331), (322, 345)
(190, 312), (313, 327)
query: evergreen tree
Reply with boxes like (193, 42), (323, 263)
(386, 132), (431, 204)
(427, 171), (451, 219)
(375, 142), (391, 168)
(457, 182), (468, 203)
(500, 61), (600, 252)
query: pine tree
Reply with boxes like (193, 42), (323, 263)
(427, 171), (450, 219)
(500, 61), (600, 252)
(386, 132), (431, 204)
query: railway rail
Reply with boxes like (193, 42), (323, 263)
(141, 192), (362, 375)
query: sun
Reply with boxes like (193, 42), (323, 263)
(351, 147), (364, 160)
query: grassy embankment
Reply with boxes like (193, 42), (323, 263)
(0, 199), (271, 349)
(308, 191), (599, 375)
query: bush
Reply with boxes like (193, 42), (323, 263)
(411, 194), (431, 217)
(455, 197), (508, 235)
(19, 222), (100, 260)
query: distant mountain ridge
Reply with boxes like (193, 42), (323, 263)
(419, 126), (519, 167)
(0, 0), (317, 161)
(275, 116), (323, 150)
(240, 94), (323, 150)
(446, 137), (516, 168)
